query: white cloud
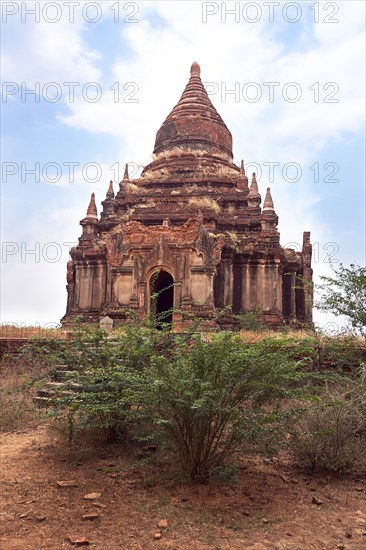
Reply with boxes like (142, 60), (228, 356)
(52, 1), (365, 170)
(1, 14), (102, 86)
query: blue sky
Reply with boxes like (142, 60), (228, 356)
(1, 0), (365, 330)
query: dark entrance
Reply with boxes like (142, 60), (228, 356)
(150, 270), (174, 328)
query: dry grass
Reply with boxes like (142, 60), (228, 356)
(151, 148), (236, 170)
(152, 147), (186, 162)
(0, 325), (66, 339)
(134, 201), (157, 209)
(198, 328), (314, 344)
(216, 165), (239, 178)
(126, 182), (142, 194)
(139, 169), (156, 180)
(194, 163), (238, 179)
(188, 197), (221, 214)
(170, 185), (200, 196)
(140, 169), (172, 181)
(227, 231), (239, 243)
(0, 356), (50, 432)
(238, 328), (314, 343)
(152, 147), (211, 164)
(186, 184), (199, 192)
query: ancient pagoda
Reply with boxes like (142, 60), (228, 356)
(62, 62), (312, 329)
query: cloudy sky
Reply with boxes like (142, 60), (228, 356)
(1, 0), (365, 330)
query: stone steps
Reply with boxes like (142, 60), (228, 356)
(51, 369), (79, 382)
(34, 365), (82, 408)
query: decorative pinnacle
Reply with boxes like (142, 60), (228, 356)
(263, 187), (275, 211)
(123, 163), (129, 182)
(190, 61), (201, 77)
(106, 180), (114, 198)
(237, 159), (248, 191)
(248, 172), (259, 197)
(86, 192), (98, 219)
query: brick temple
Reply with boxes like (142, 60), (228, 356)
(62, 62), (312, 329)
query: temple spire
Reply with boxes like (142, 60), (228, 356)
(100, 180), (117, 225)
(248, 172), (260, 197)
(248, 172), (261, 207)
(263, 187), (274, 211)
(237, 159), (249, 191)
(106, 180), (114, 199)
(86, 192), (98, 219)
(261, 186), (278, 232)
(79, 192), (99, 242)
(153, 62), (233, 159)
(118, 164), (129, 195)
(123, 163), (130, 182)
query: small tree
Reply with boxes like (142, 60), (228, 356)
(144, 333), (313, 483)
(316, 263), (366, 335)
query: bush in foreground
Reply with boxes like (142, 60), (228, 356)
(142, 333), (313, 482)
(289, 368), (366, 473)
(38, 324), (313, 480)
(27, 322), (366, 481)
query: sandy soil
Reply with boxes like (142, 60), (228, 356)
(1, 423), (366, 550)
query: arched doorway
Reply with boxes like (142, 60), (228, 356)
(150, 270), (174, 328)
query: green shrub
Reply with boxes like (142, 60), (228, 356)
(48, 322), (161, 443)
(319, 335), (366, 371)
(213, 464), (238, 487)
(15, 338), (66, 368)
(233, 309), (266, 331)
(316, 263), (366, 336)
(35, 322), (356, 480)
(289, 371), (366, 473)
(143, 333), (313, 483)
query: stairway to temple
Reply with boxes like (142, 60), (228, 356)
(33, 364), (82, 408)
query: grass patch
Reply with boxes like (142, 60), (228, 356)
(0, 358), (50, 432)
(188, 196), (220, 214)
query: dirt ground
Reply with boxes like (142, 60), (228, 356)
(1, 423), (366, 550)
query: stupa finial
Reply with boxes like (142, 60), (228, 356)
(190, 62), (201, 77)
